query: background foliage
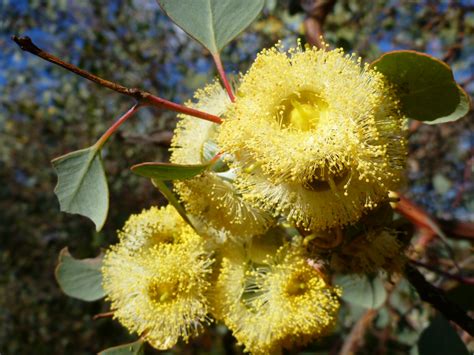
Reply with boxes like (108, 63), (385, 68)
(1, 0), (473, 353)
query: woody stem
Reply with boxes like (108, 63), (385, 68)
(12, 35), (222, 124)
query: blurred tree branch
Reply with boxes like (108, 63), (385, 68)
(339, 309), (377, 355)
(300, 0), (337, 48)
(409, 259), (474, 286)
(442, 3), (468, 63)
(404, 263), (474, 336)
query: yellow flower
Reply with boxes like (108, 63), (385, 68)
(213, 238), (340, 354)
(218, 45), (407, 231)
(102, 207), (214, 350)
(330, 228), (406, 275)
(117, 205), (191, 252)
(171, 81), (274, 239)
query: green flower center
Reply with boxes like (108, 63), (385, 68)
(276, 91), (329, 131)
(148, 280), (181, 304)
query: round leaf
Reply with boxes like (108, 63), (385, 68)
(335, 274), (387, 309)
(371, 51), (471, 123)
(55, 247), (105, 301)
(157, 0), (265, 53)
(52, 146), (109, 231)
(424, 85), (471, 125)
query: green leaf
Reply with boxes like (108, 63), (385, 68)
(55, 247), (105, 301)
(131, 162), (210, 181)
(152, 179), (193, 227)
(99, 340), (145, 355)
(418, 314), (469, 355)
(370, 50), (471, 123)
(52, 146), (109, 231)
(157, 0), (265, 53)
(334, 274), (387, 309)
(424, 85), (471, 125)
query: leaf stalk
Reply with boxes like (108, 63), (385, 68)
(212, 53), (235, 102)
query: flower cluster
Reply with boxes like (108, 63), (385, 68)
(102, 44), (408, 353)
(214, 236), (341, 354)
(102, 206), (214, 349)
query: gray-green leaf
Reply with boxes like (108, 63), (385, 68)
(152, 179), (193, 227)
(131, 162), (209, 180)
(99, 340), (145, 355)
(52, 146), (109, 231)
(425, 85), (471, 125)
(370, 50), (471, 124)
(334, 274), (387, 309)
(55, 247), (105, 301)
(157, 0), (265, 53)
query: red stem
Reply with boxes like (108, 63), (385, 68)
(95, 104), (141, 148)
(92, 311), (115, 320)
(212, 53), (235, 102)
(146, 95), (222, 124)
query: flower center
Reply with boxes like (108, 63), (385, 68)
(148, 280), (181, 304)
(303, 168), (350, 192)
(285, 272), (310, 297)
(276, 91), (329, 131)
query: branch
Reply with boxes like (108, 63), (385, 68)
(409, 259), (474, 286)
(436, 219), (474, 241)
(12, 36), (144, 100)
(404, 263), (474, 336)
(339, 309), (377, 355)
(394, 194), (461, 272)
(442, 4), (466, 63)
(301, 0), (337, 49)
(11, 35), (222, 124)
(92, 311), (114, 320)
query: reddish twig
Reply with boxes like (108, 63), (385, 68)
(12, 35), (222, 124)
(95, 104), (141, 148)
(212, 53), (235, 102)
(395, 194), (461, 272)
(339, 309), (377, 355)
(92, 311), (114, 320)
(404, 263), (474, 336)
(301, 0), (337, 48)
